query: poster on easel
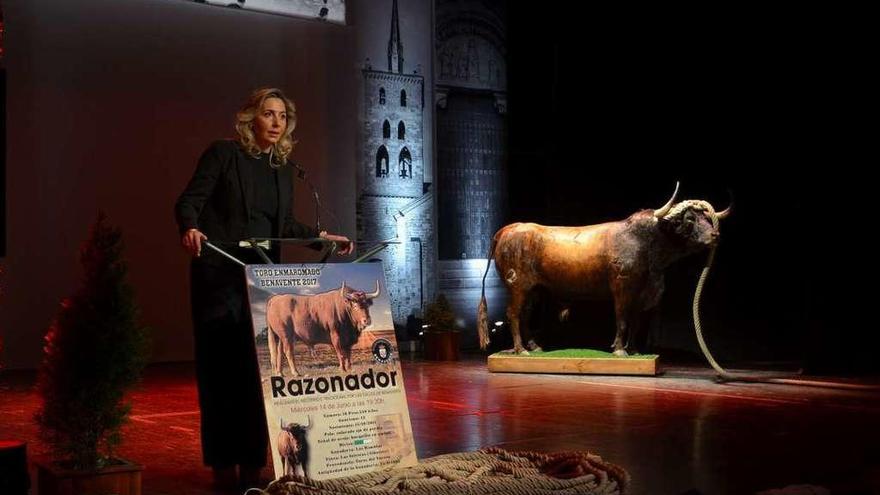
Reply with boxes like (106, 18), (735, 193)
(245, 262), (417, 480)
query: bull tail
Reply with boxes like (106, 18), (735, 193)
(478, 297), (490, 350)
(478, 238), (498, 350)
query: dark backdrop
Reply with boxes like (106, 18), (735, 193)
(505, 6), (871, 373)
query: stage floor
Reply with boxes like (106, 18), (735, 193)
(2, 356), (879, 495)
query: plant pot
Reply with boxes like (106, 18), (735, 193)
(0, 440), (30, 495)
(35, 457), (143, 495)
(424, 331), (460, 361)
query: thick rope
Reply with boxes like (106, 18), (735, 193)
(247, 448), (628, 495)
(690, 207), (880, 391)
(692, 207), (728, 378)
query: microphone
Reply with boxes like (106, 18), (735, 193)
(293, 161), (308, 180)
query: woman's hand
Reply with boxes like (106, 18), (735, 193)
(320, 231), (354, 255)
(182, 228), (208, 257)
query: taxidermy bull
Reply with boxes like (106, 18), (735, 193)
(477, 183), (730, 356)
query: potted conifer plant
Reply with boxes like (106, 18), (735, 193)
(34, 213), (149, 495)
(422, 294), (460, 360)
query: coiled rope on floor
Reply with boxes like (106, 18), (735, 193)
(248, 447), (629, 495)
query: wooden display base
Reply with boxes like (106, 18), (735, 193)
(488, 351), (659, 376)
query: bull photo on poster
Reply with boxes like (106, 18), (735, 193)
(246, 262), (418, 481)
(277, 416), (312, 478)
(265, 280), (381, 376)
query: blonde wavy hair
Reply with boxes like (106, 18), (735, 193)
(234, 88), (297, 167)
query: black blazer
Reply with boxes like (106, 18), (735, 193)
(174, 140), (317, 266)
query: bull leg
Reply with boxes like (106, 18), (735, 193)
(267, 326), (279, 375)
(283, 342), (300, 377)
(625, 311), (643, 355)
(638, 307), (661, 354)
(612, 298), (631, 357)
(335, 344), (346, 371)
(344, 348), (353, 371)
(506, 289), (528, 354)
(276, 340), (284, 375)
(519, 293), (540, 352)
(329, 330), (347, 372)
(282, 330), (300, 377)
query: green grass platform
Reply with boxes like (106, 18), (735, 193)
(488, 348), (659, 376)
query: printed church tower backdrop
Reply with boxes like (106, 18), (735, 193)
(357, 0), (436, 331)
(434, 0), (509, 344)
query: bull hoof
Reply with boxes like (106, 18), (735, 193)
(612, 349), (628, 357)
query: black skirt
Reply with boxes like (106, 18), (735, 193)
(189, 251), (269, 468)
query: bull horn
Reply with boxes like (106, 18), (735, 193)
(305, 415), (312, 429)
(340, 281), (347, 298)
(280, 418), (285, 429)
(365, 280), (381, 300)
(654, 181), (680, 218)
(716, 190), (734, 220)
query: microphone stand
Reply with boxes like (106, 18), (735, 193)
(294, 162), (322, 234)
(204, 238), (337, 266)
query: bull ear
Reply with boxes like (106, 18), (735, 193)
(365, 280), (381, 300)
(654, 181), (680, 218)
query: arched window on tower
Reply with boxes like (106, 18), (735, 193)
(379, 88), (386, 105)
(376, 146), (389, 178)
(399, 147), (412, 179)
(397, 121), (405, 140)
(382, 120), (391, 139)
(400, 89), (407, 107)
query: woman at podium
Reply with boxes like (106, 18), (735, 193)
(174, 87), (351, 491)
